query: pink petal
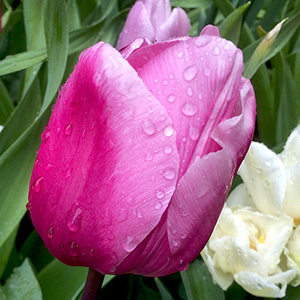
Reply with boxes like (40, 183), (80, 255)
(137, 35), (247, 178)
(167, 76), (256, 257)
(200, 25), (220, 37)
(29, 42), (180, 274)
(156, 7), (191, 42)
(116, 1), (155, 50)
(143, 0), (171, 29)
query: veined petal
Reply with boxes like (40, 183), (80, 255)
(29, 42), (179, 274)
(116, 1), (155, 50)
(143, 0), (171, 28)
(200, 25), (220, 37)
(238, 142), (286, 216)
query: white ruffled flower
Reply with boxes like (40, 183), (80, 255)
(202, 124), (300, 298)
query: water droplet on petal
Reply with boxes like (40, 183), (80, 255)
(155, 202), (163, 210)
(167, 94), (176, 103)
(203, 67), (211, 77)
(67, 207), (82, 232)
(180, 233), (187, 240)
(142, 120), (156, 136)
(26, 202), (32, 211)
(64, 123), (73, 135)
(265, 159), (273, 167)
(186, 86), (193, 96)
(189, 126), (200, 140)
(172, 239), (179, 247)
(70, 241), (80, 257)
(145, 153), (154, 161)
(264, 178), (272, 189)
(163, 168), (176, 180)
(162, 79), (168, 86)
(181, 102), (198, 116)
(178, 259), (188, 271)
(47, 225), (54, 239)
(184, 65), (198, 81)
(155, 189), (165, 199)
(164, 146), (173, 154)
(213, 46), (221, 56)
(123, 236), (137, 252)
(177, 51), (184, 58)
(256, 166), (263, 174)
(41, 130), (51, 142)
(32, 176), (44, 193)
(164, 125), (174, 137)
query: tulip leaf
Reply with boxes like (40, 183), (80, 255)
(180, 259), (225, 300)
(22, 0), (46, 98)
(218, 2), (250, 45)
(0, 259), (43, 300)
(0, 79), (14, 125)
(171, 0), (211, 9)
(41, 0), (69, 112)
(155, 278), (174, 300)
(38, 259), (88, 300)
(0, 49), (47, 77)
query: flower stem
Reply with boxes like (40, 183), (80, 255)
(81, 268), (104, 300)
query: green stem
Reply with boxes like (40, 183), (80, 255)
(81, 268), (104, 300)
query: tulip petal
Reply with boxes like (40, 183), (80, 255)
(238, 142), (286, 216)
(143, 0), (171, 28)
(234, 271), (288, 298)
(200, 25), (220, 37)
(156, 7), (191, 42)
(29, 42), (180, 274)
(116, 1), (155, 50)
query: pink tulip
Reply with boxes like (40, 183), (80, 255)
(116, 0), (190, 50)
(28, 26), (256, 277)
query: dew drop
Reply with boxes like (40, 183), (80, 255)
(195, 35), (212, 47)
(45, 163), (54, 171)
(164, 125), (174, 137)
(264, 178), (272, 189)
(67, 207), (82, 233)
(64, 123), (73, 135)
(137, 211), (143, 219)
(265, 159), (273, 167)
(186, 86), (193, 96)
(181, 102), (198, 116)
(123, 236), (137, 252)
(178, 259), (188, 271)
(189, 126), (200, 140)
(154, 78), (158, 83)
(145, 153), (154, 161)
(184, 65), (198, 81)
(32, 176), (44, 193)
(162, 79), (168, 86)
(167, 94), (176, 103)
(256, 166), (263, 174)
(164, 146), (173, 154)
(177, 51), (184, 58)
(182, 210), (189, 216)
(172, 239), (179, 247)
(47, 225), (54, 239)
(163, 168), (176, 180)
(180, 233), (187, 240)
(155, 189), (165, 199)
(213, 46), (221, 56)
(70, 241), (80, 257)
(155, 202), (163, 210)
(26, 202), (32, 211)
(41, 130), (51, 142)
(142, 120), (156, 136)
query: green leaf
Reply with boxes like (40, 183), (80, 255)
(0, 259), (42, 300)
(41, 0), (69, 112)
(219, 2), (251, 45)
(0, 79), (14, 125)
(0, 49), (47, 77)
(38, 259), (88, 300)
(171, 0), (211, 9)
(180, 259), (225, 300)
(155, 278), (174, 300)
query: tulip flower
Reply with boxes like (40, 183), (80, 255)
(202, 125), (300, 297)
(116, 0), (190, 50)
(28, 26), (256, 277)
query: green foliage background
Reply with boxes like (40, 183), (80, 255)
(0, 0), (300, 299)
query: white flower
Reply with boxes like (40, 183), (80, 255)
(202, 124), (300, 298)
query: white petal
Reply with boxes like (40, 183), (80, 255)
(234, 271), (287, 298)
(226, 183), (256, 209)
(280, 124), (300, 167)
(238, 142), (286, 216)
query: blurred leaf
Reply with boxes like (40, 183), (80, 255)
(219, 2), (250, 45)
(180, 259), (225, 300)
(0, 49), (47, 77)
(67, 0), (81, 31)
(22, 0), (46, 98)
(41, 0), (69, 112)
(260, 0), (286, 31)
(0, 228), (17, 279)
(211, 0), (234, 17)
(171, 0), (211, 9)
(244, 0), (266, 27)
(273, 52), (300, 144)
(0, 79), (14, 124)
(38, 259), (88, 300)
(155, 278), (174, 300)
(285, 285), (300, 299)
(0, 259), (42, 300)
(128, 276), (161, 300)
